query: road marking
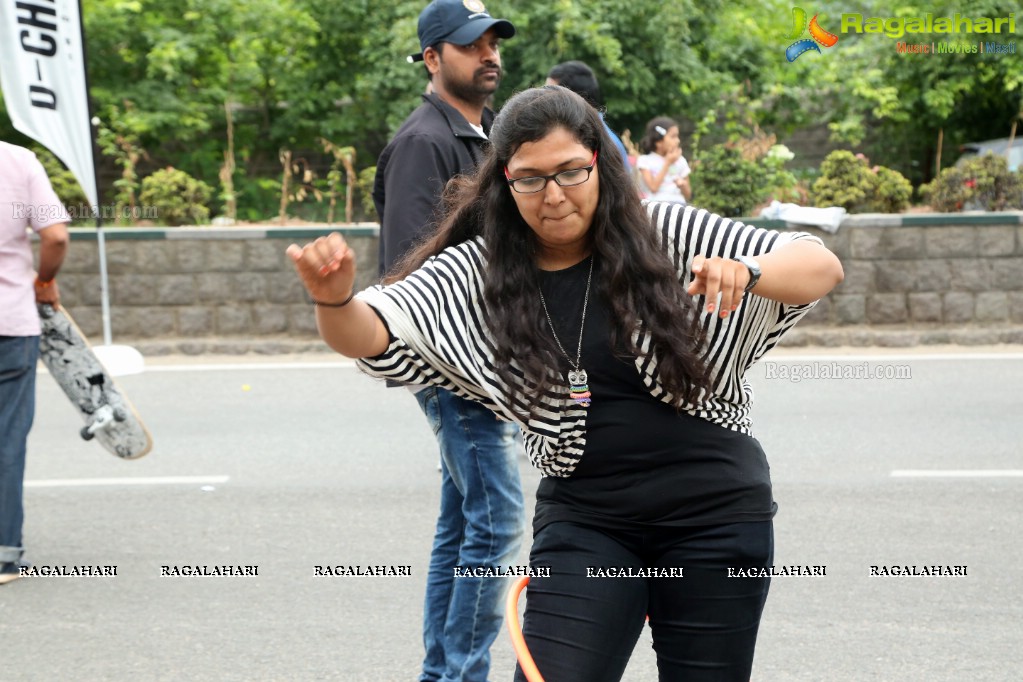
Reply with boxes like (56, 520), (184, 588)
(774, 353), (1023, 362)
(146, 361), (357, 372)
(142, 353), (1023, 372)
(26, 475), (230, 488)
(44, 352), (1020, 374)
(891, 470), (1023, 478)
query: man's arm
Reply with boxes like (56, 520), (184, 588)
(34, 222), (69, 304)
(379, 135), (450, 275)
(25, 150), (71, 305)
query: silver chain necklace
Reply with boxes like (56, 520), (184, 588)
(537, 256), (593, 407)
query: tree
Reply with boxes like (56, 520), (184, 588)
(777, 0), (1023, 183)
(4, 0), (1016, 219)
(498, 0), (720, 137)
(83, 0), (319, 199)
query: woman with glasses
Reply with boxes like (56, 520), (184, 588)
(287, 86), (843, 682)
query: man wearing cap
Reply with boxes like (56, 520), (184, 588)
(371, 2), (523, 681)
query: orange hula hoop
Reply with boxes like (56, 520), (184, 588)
(506, 576), (545, 682)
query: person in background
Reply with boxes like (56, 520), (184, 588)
(370, 1), (524, 681)
(287, 85), (843, 681)
(637, 116), (691, 204)
(545, 60), (630, 170)
(0, 142), (70, 585)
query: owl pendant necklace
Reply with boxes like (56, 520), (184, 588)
(538, 256), (593, 408)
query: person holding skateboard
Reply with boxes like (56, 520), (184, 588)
(289, 86), (843, 680)
(0, 141), (70, 585)
(371, 1), (523, 681)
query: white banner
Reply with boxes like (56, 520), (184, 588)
(0, 0), (98, 209)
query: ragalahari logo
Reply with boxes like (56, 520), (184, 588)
(785, 7), (839, 61)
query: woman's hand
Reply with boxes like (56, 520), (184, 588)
(286, 232), (356, 305)
(687, 256), (750, 318)
(688, 241), (845, 314)
(284, 232), (390, 359)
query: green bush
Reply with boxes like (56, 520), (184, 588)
(139, 167), (213, 226)
(872, 166), (914, 213)
(232, 175), (283, 222)
(811, 151), (875, 211)
(761, 144), (801, 204)
(691, 144), (768, 218)
(358, 165), (378, 222)
(919, 153), (1023, 212)
(811, 150), (912, 213)
(32, 147), (91, 217)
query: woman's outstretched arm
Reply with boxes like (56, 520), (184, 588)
(286, 232), (390, 358)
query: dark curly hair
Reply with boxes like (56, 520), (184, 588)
(391, 86), (708, 415)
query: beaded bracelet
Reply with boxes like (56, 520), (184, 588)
(312, 290), (355, 308)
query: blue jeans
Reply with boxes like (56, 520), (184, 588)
(414, 387), (525, 682)
(0, 336), (39, 564)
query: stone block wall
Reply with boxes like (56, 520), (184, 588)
(767, 213), (1023, 344)
(53, 226), (379, 351)
(45, 213), (1023, 352)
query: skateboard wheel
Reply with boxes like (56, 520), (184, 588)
(80, 426), (96, 441)
(113, 408), (128, 422)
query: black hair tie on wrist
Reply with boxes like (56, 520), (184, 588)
(312, 290), (355, 308)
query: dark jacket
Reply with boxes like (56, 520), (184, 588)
(373, 93), (495, 277)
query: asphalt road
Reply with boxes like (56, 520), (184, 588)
(3, 348), (1021, 681)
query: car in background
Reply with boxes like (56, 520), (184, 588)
(957, 137), (1023, 172)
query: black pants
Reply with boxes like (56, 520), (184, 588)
(514, 520), (773, 682)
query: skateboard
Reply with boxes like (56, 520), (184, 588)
(37, 304), (153, 459)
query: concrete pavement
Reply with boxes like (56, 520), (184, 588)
(3, 348), (1021, 680)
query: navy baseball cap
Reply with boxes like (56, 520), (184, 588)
(407, 0), (515, 63)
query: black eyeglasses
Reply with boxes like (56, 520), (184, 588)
(504, 150), (598, 194)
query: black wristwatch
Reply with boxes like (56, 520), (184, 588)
(733, 255), (761, 292)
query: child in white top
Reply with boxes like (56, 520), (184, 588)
(637, 117), (691, 204)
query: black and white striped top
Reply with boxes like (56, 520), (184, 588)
(356, 202), (822, 478)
